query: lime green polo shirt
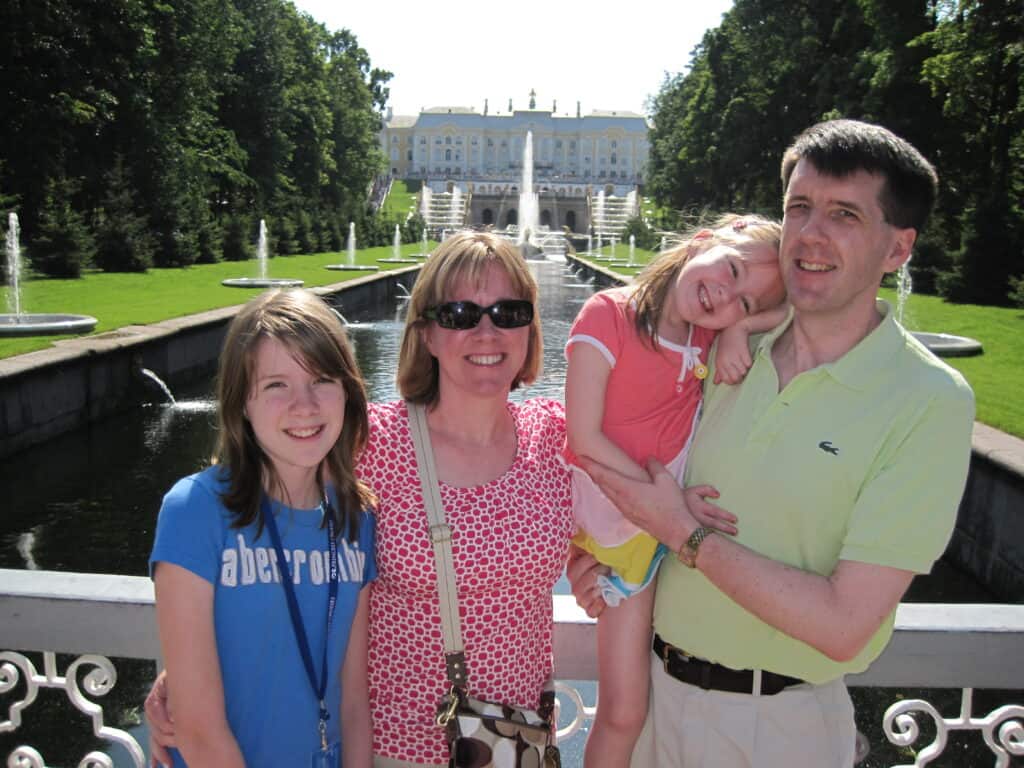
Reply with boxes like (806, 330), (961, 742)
(654, 301), (975, 683)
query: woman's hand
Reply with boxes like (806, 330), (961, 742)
(683, 485), (738, 536)
(144, 669), (175, 767)
(566, 545), (610, 618)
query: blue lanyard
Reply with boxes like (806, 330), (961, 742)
(261, 494), (339, 749)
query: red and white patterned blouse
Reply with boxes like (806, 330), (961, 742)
(359, 399), (574, 763)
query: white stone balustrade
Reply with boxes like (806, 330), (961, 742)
(2, 569), (1023, 767)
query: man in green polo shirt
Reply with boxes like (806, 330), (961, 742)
(573, 119), (975, 766)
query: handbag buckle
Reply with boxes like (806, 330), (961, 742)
(435, 686), (460, 727)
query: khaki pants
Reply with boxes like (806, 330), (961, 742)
(630, 652), (856, 767)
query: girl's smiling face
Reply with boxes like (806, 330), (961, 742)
(246, 335), (346, 504)
(670, 241), (784, 330)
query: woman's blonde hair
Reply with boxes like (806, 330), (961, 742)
(631, 213), (782, 345)
(213, 289), (375, 541)
(397, 232), (543, 406)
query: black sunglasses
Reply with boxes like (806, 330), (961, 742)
(423, 300), (534, 330)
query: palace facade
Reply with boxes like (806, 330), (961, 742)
(379, 93), (650, 234)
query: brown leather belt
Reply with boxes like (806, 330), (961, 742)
(653, 634), (805, 696)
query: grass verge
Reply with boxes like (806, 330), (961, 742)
(0, 243), (431, 359)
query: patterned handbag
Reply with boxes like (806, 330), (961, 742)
(407, 402), (562, 768)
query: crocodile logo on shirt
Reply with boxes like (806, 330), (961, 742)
(818, 441), (839, 456)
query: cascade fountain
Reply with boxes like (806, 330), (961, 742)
(421, 187), (433, 221)
(222, 219), (303, 288)
(0, 212), (98, 336)
(591, 194), (609, 261)
(894, 262), (982, 357)
(417, 228), (430, 258)
(325, 221), (378, 272)
(377, 224), (418, 264)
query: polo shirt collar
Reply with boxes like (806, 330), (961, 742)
(754, 300), (905, 391)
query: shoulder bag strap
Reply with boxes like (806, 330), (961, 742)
(406, 401), (468, 689)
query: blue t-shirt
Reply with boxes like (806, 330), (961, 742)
(149, 466), (376, 767)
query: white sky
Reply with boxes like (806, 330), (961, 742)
(291, 1), (735, 117)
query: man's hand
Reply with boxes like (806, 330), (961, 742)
(579, 456), (696, 552)
(566, 545), (610, 618)
(144, 670), (175, 767)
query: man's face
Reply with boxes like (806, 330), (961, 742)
(780, 159), (915, 321)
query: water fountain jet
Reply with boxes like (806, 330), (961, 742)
(325, 221), (379, 272)
(222, 220), (303, 288)
(0, 213), (98, 336)
(376, 224), (418, 264)
(895, 263), (982, 357)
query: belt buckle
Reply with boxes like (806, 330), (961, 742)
(661, 639), (691, 673)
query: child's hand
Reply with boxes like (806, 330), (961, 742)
(714, 324), (753, 385)
(683, 484), (738, 536)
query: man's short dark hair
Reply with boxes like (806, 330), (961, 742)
(780, 120), (938, 232)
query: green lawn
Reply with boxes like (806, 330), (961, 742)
(0, 243), (432, 359)
(576, 250), (1024, 438)
(380, 179), (420, 220)
(876, 287), (1024, 437)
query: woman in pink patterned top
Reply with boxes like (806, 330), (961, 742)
(363, 231), (573, 766)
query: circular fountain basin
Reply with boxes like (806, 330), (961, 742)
(0, 313), (98, 337)
(221, 277), (304, 288)
(912, 332), (983, 357)
(376, 258), (420, 264)
(325, 264), (380, 271)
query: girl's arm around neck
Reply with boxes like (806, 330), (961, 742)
(153, 562), (245, 768)
(565, 342), (648, 481)
(714, 304), (790, 385)
(742, 302), (789, 335)
(340, 587), (373, 768)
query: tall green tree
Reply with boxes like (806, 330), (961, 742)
(94, 155), (154, 272)
(914, 0), (1024, 304)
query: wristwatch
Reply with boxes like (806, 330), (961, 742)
(677, 526), (713, 568)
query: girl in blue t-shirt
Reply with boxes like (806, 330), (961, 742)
(150, 289), (376, 768)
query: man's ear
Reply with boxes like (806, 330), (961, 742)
(884, 227), (917, 273)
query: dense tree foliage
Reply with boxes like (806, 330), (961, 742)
(648, 0), (1023, 305)
(0, 0), (392, 273)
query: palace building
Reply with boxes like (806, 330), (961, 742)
(379, 90), (649, 236)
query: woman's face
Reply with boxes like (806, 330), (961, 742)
(245, 336), (346, 499)
(421, 263), (530, 403)
(671, 242), (783, 330)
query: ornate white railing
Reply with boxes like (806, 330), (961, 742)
(2, 569), (1023, 767)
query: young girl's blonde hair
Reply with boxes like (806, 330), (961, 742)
(630, 213), (782, 346)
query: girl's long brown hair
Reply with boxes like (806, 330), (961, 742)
(213, 289), (375, 542)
